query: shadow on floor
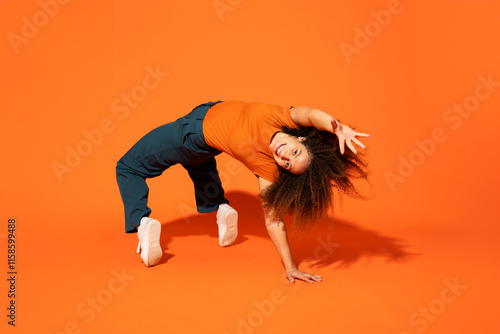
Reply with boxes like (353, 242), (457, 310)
(158, 190), (419, 269)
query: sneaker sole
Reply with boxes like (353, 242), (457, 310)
(143, 220), (162, 267)
(220, 210), (238, 247)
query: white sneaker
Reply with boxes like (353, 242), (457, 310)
(216, 204), (238, 247)
(136, 217), (162, 267)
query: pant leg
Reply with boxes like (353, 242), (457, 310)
(115, 101), (224, 232)
(182, 156), (229, 213)
(116, 162), (152, 233)
(115, 115), (185, 233)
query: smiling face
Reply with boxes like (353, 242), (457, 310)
(269, 132), (311, 174)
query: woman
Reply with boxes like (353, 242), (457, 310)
(116, 100), (369, 283)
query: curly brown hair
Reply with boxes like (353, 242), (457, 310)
(260, 126), (370, 231)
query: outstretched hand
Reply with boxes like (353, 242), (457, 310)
(286, 268), (322, 283)
(332, 119), (370, 155)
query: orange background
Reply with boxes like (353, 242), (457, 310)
(1, 0), (499, 333)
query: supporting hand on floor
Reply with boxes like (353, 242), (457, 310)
(286, 268), (322, 283)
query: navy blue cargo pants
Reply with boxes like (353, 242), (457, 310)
(116, 101), (229, 233)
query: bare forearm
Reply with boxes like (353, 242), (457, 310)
(258, 177), (322, 283)
(290, 106), (339, 132)
(259, 177), (296, 272)
(309, 108), (339, 132)
(265, 218), (296, 271)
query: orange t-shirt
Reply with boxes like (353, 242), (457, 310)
(202, 101), (298, 182)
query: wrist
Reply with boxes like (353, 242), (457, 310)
(332, 119), (340, 130)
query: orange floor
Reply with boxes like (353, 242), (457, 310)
(1, 0), (499, 333)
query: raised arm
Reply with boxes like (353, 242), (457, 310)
(290, 106), (370, 154)
(259, 177), (322, 283)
